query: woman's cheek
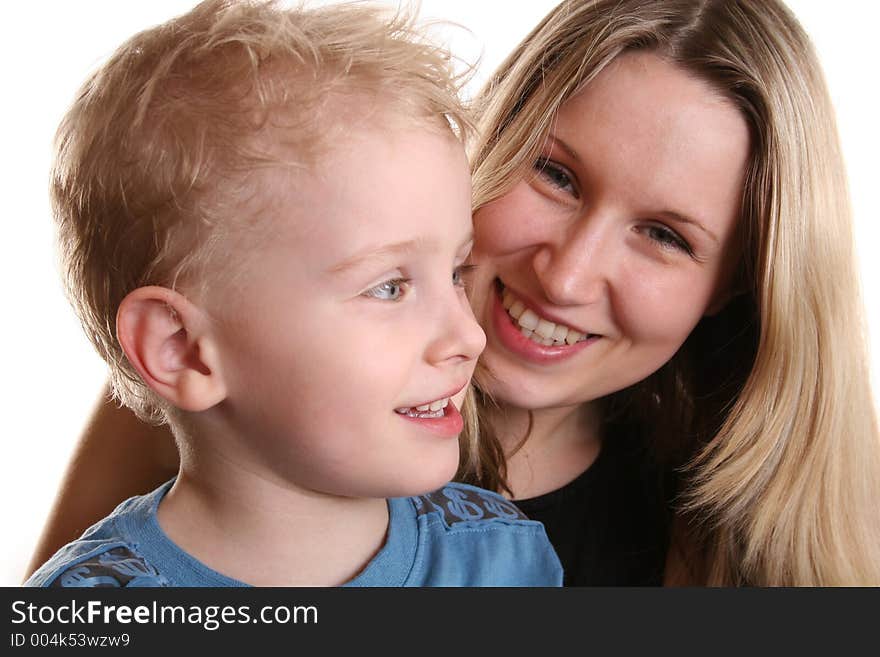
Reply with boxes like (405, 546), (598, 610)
(616, 268), (715, 347)
(472, 205), (512, 256)
(474, 184), (550, 256)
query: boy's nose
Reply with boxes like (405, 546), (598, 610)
(427, 292), (486, 366)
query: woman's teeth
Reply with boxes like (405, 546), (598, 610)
(502, 288), (589, 347)
(395, 397), (449, 418)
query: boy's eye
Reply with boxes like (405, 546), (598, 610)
(364, 278), (409, 301)
(534, 157), (578, 198)
(453, 264), (477, 288)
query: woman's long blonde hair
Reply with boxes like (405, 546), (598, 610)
(459, 0), (880, 585)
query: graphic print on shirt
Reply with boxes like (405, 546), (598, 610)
(413, 485), (528, 527)
(50, 546), (164, 587)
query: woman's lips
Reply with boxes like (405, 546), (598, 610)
(489, 283), (598, 364)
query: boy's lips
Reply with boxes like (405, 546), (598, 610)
(395, 396), (450, 418)
(394, 381), (469, 415)
(393, 380), (469, 438)
(394, 398), (464, 438)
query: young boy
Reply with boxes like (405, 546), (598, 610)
(25, 0), (561, 587)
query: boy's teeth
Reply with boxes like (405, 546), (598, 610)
(502, 286), (589, 346)
(396, 397), (450, 418)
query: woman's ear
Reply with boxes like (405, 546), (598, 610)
(116, 286), (227, 412)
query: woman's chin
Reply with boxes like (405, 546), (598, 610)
(477, 348), (576, 413)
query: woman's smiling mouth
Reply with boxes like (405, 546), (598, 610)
(490, 279), (601, 363)
(501, 286), (596, 346)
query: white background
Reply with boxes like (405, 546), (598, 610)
(2, 1), (877, 585)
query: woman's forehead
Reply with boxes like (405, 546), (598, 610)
(542, 51), (749, 249)
(560, 51), (738, 131)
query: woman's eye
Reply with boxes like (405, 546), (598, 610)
(452, 264), (477, 288)
(534, 157), (578, 197)
(364, 278), (409, 301)
(642, 225), (693, 255)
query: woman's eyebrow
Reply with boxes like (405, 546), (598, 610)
(548, 133), (718, 244)
(545, 133), (582, 164)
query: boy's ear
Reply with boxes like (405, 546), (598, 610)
(116, 286), (227, 412)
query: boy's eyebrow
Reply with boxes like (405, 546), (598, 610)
(328, 233), (474, 275)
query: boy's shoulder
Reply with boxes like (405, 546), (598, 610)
(404, 483), (563, 586)
(410, 481), (532, 528)
(26, 543), (165, 588)
(25, 490), (167, 588)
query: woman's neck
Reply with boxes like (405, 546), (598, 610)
(157, 451), (389, 586)
(490, 401), (603, 500)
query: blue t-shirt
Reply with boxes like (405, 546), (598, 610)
(26, 481), (562, 587)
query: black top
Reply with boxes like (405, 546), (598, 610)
(514, 434), (671, 586)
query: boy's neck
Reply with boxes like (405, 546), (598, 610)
(156, 457), (389, 586)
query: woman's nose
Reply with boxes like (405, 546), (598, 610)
(532, 216), (612, 307)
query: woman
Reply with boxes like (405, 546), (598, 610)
(28, 0), (880, 586)
(457, 0), (880, 585)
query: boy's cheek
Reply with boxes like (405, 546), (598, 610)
(452, 386), (469, 410)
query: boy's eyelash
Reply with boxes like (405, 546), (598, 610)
(363, 277), (410, 301)
(454, 264), (477, 287)
(362, 265), (475, 302)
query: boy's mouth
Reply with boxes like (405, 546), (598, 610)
(499, 281), (598, 346)
(395, 397), (450, 419)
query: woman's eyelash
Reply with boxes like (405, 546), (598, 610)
(534, 157), (578, 197)
(532, 155), (694, 257)
(642, 225), (693, 255)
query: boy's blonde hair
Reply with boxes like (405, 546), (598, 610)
(463, 0), (880, 585)
(52, 0), (471, 424)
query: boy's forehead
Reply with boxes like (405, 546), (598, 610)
(240, 119), (469, 247)
(249, 110), (463, 207)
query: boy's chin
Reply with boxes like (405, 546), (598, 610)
(382, 456), (461, 498)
